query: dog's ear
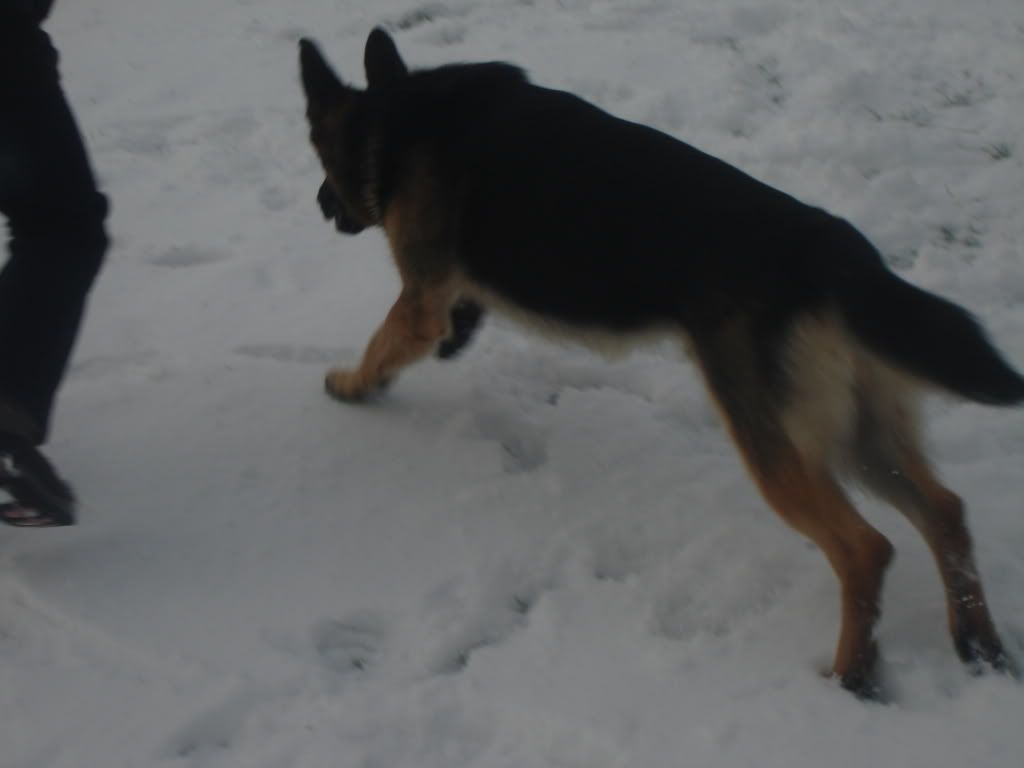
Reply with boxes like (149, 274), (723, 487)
(364, 27), (408, 89)
(299, 38), (351, 118)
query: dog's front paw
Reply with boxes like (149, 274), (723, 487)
(325, 368), (370, 402)
(324, 368), (392, 402)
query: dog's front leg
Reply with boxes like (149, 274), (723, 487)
(325, 284), (453, 402)
(436, 298), (485, 360)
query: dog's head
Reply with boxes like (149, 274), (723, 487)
(299, 29), (408, 234)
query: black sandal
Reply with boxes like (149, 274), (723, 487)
(0, 436), (76, 527)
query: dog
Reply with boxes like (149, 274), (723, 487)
(298, 28), (1021, 696)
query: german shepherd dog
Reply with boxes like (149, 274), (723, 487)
(299, 28), (1022, 695)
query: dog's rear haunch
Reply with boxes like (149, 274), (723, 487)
(299, 28), (1022, 696)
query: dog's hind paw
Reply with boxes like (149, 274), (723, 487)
(954, 626), (1020, 679)
(835, 641), (888, 701)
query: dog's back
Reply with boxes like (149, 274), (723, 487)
(379, 69), (833, 331)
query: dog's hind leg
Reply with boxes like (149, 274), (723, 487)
(749, 443), (893, 695)
(851, 380), (1014, 674)
(693, 318), (893, 695)
(325, 281), (456, 401)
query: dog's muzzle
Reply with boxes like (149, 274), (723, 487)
(317, 179), (366, 235)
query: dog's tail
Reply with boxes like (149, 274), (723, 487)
(835, 250), (1024, 405)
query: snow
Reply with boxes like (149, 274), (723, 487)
(3, 0), (1024, 766)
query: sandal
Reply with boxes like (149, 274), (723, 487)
(0, 436), (76, 527)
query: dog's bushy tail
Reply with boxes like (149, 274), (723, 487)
(834, 238), (1024, 405)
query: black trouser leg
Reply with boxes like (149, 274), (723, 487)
(0, 24), (108, 444)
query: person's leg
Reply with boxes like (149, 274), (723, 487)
(0, 23), (108, 444)
(0, 23), (108, 526)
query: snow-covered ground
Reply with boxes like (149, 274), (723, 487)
(3, 1), (1024, 766)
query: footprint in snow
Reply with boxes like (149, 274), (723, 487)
(147, 245), (230, 269)
(432, 592), (536, 676)
(96, 114), (189, 157)
(312, 615), (386, 680)
(470, 408), (549, 475)
(165, 682), (285, 766)
(233, 343), (350, 366)
(383, 3), (468, 33)
(259, 185), (292, 212)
